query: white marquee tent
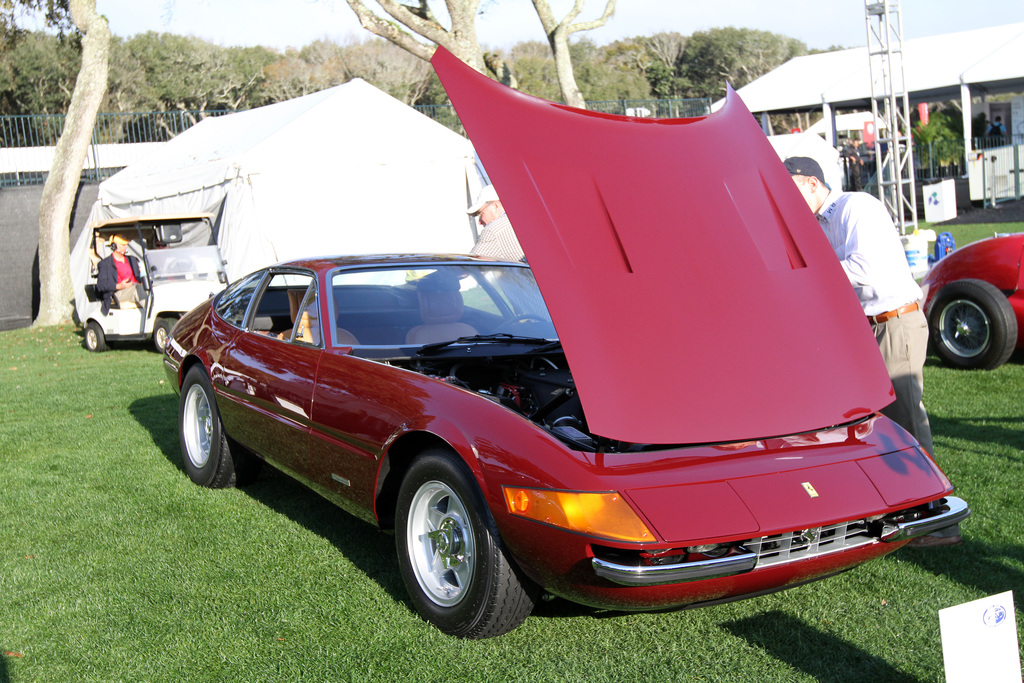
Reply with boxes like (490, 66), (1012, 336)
(71, 79), (484, 319)
(733, 21), (1024, 150)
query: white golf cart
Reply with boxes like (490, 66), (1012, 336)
(80, 214), (228, 352)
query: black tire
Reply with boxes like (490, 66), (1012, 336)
(153, 316), (176, 353)
(929, 279), (1017, 370)
(395, 448), (537, 638)
(178, 366), (261, 487)
(84, 320), (108, 352)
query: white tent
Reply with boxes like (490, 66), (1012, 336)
(805, 111), (885, 137)
(765, 132), (844, 191)
(732, 22), (1024, 153)
(72, 79), (484, 320)
(735, 22), (1024, 114)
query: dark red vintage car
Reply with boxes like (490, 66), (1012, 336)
(922, 232), (1023, 370)
(163, 48), (968, 638)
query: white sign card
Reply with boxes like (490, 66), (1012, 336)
(939, 590), (1021, 683)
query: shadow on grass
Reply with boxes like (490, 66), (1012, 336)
(0, 652), (9, 683)
(930, 414), (1024, 462)
(925, 348), (1024, 370)
(128, 395), (408, 607)
(129, 394), (180, 462)
(244, 467), (408, 600)
(724, 611), (923, 683)
(71, 323), (155, 354)
(900, 537), (1024, 600)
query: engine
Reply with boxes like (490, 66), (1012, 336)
(403, 353), (610, 451)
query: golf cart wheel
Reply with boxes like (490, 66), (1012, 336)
(84, 320), (108, 352)
(153, 316), (176, 353)
(929, 279), (1017, 370)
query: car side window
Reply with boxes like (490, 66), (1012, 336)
(214, 271), (264, 327)
(248, 272), (320, 346)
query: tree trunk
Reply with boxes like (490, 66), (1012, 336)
(34, 0), (109, 327)
(531, 0), (616, 109)
(549, 29), (585, 108)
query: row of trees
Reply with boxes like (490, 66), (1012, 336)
(0, 26), (816, 117)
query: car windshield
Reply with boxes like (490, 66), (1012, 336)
(146, 246), (225, 283)
(329, 263), (557, 348)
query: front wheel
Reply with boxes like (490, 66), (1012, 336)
(929, 279), (1017, 370)
(395, 448), (537, 638)
(179, 366), (261, 487)
(84, 320), (108, 352)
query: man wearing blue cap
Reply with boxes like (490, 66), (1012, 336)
(785, 156), (932, 451)
(786, 156), (959, 547)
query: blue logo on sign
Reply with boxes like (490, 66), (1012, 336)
(982, 605), (1007, 627)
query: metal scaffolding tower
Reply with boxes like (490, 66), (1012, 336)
(864, 0), (917, 234)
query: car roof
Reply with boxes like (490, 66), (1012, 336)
(270, 253), (526, 272)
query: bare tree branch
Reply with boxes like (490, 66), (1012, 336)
(531, 0), (616, 107)
(344, 0), (487, 71)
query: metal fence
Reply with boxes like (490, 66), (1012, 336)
(0, 110), (233, 148)
(8, 102), (1014, 193)
(0, 109), (235, 186)
(0, 98), (714, 187)
(912, 134), (1024, 181)
(586, 98), (711, 119)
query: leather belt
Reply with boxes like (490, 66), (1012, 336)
(868, 302), (919, 324)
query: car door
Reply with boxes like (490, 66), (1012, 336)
(217, 271), (322, 476)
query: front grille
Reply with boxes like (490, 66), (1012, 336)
(742, 519), (875, 567)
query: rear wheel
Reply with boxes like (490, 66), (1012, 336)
(84, 320), (108, 352)
(179, 366), (261, 487)
(929, 279), (1017, 370)
(395, 448), (537, 638)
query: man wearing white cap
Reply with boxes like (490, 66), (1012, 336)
(467, 184), (525, 262)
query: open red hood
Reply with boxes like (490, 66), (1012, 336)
(432, 47), (893, 444)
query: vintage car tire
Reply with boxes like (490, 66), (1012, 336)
(179, 366), (261, 488)
(929, 279), (1017, 370)
(395, 448), (537, 638)
(152, 317), (176, 353)
(84, 320), (108, 353)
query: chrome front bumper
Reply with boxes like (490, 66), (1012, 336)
(593, 550), (758, 587)
(592, 497), (969, 587)
(878, 496), (970, 542)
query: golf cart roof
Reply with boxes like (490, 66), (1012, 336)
(87, 214), (215, 231)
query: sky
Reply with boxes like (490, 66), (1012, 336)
(90, 0), (1024, 53)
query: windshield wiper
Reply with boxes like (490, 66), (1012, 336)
(527, 340), (562, 353)
(416, 333), (555, 355)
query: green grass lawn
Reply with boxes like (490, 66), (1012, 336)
(2, 307), (1022, 681)
(918, 221), (1019, 250)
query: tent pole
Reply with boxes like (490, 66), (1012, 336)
(821, 101), (835, 146)
(960, 81), (973, 173)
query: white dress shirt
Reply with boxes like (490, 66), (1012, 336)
(816, 189), (922, 316)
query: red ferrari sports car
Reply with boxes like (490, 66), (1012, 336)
(922, 232), (1023, 370)
(163, 48), (968, 638)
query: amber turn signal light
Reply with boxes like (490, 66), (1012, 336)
(502, 487), (654, 542)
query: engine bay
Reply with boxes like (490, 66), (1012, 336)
(398, 352), (619, 451)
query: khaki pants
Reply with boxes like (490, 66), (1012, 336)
(114, 284), (141, 307)
(873, 307), (933, 454)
